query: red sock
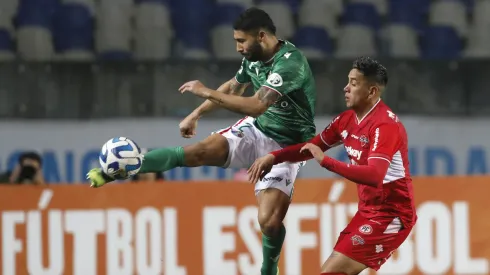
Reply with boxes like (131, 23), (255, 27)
(321, 273), (347, 275)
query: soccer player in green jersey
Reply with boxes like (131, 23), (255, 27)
(88, 7), (317, 275)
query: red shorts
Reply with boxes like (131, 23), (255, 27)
(333, 212), (412, 271)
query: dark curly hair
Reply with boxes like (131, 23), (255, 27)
(233, 7), (277, 35)
(352, 57), (388, 86)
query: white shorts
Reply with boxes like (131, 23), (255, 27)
(213, 116), (305, 198)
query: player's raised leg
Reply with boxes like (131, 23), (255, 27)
(257, 188), (290, 275)
(88, 133), (230, 187)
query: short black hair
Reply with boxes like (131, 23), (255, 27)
(352, 57), (388, 86)
(233, 7), (276, 35)
(19, 152), (42, 166)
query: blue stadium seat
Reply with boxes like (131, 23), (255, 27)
(256, 0), (301, 13)
(422, 27), (461, 59)
(136, 0), (169, 4)
(342, 3), (380, 30)
(388, 0), (424, 32)
(293, 26), (333, 55)
(15, 0), (59, 29)
(213, 3), (244, 27)
(172, 0), (213, 52)
(0, 29), (13, 51)
(54, 4), (93, 52)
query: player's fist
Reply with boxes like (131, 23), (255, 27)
(248, 154), (275, 184)
(179, 80), (208, 98)
(179, 115), (198, 138)
(300, 143), (325, 163)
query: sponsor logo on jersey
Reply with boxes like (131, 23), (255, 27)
(341, 130), (348, 139)
(262, 176), (283, 182)
(345, 146), (363, 160)
(267, 73), (283, 87)
(351, 235), (365, 245)
(372, 127), (380, 151)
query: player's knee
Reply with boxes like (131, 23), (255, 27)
(258, 212), (282, 236)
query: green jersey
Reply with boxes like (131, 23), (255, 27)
(234, 41), (317, 145)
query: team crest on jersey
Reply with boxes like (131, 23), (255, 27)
(359, 224), (373, 235)
(231, 128), (244, 138)
(360, 135), (369, 148)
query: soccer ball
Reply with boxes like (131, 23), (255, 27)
(99, 137), (143, 179)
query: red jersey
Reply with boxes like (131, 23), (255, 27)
(320, 100), (417, 227)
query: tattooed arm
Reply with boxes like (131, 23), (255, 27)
(189, 78), (250, 119)
(201, 85), (281, 117)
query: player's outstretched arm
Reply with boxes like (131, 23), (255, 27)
(189, 78), (249, 118)
(247, 134), (330, 184)
(180, 81), (279, 117)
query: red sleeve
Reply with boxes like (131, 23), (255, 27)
(271, 134), (329, 164)
(320, 157), (390, 187)
(319, 115), (342, 147)
(368, 123), (400, 162)
(270, 115), (344, 164)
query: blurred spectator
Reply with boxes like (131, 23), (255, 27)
(0, 152), (45, 185)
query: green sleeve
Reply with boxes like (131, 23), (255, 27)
(262, 52), (305, 95)
(234, 58), (251, 84)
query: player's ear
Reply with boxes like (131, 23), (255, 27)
(368, 85), (378, 99)
(257, 30), (267, 41)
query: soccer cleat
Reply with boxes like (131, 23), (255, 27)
(86, 168), (114, 188)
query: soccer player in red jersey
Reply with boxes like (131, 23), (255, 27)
(248, 57), (417, 275)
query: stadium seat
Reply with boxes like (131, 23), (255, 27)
(53, 4), (94, 54)
(350, 0), (387, 16)
(429, 0), (468, 37)
(464, 26), (490, 57)
(422, 26), (461, 59)
(342, 3), (381, 31)
(95, 0), (133, 58)
(17, 27), (55, 61)
(134, 28), (172, 60)
(134, 1), (173, 60)
(257, 2), (295, 39)
(293, 26), (333, 58)
(388, 0), (424, 32)
(178, 27), (211, 59)
(215, 0), (253, 9)
(472, 0), (490, 29)
(0, 10), (15, 34)
(256, 0), (301, 14)
(381, 24), (420, 57)
(0, 29), (13, 51)
(298, 0), (339, 38)
(0, 0), (19, 19)
(212, 3), (244, 59)
(335, 25), (377, 58)
(15, 0), (59, 31)
(172, 0), (213, 55)
(62, 0), (95, 15)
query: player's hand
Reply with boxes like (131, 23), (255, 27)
(179, 115), (198, 138)
(248, 154), (275, 184)
(179, 80), (208, 98)
(300, 143), (325, 163)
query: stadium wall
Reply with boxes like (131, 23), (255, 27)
(0, 116), (488, 183)
(0, 176), (488, 275)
